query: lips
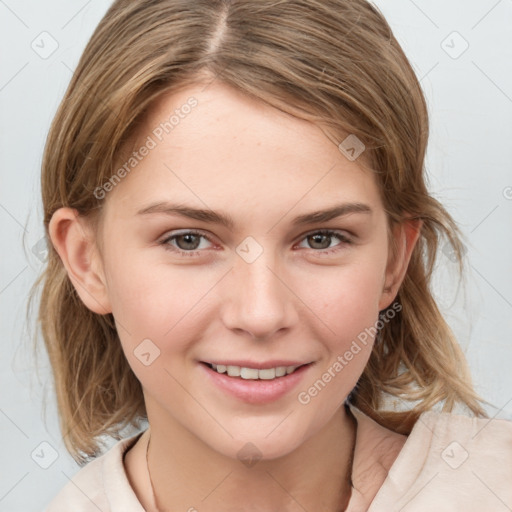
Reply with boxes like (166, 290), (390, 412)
(200, 360), (314, 404)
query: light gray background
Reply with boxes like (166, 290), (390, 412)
(1, 1), (511, 510)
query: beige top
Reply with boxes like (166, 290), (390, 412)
(44, 405), (512, 511)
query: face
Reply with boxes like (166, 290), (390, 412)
(67, 81), (405, 461)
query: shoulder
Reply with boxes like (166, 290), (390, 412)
(369, 409), (512, 511)
(43, 431), (146, 512)
(407, 408), (512, 475)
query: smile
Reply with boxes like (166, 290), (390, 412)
(206, 362), (303, 380)
(200, 361), (314, 404)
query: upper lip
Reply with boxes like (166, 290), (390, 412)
(202, 360), (312, 369)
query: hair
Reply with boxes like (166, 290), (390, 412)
(28, 0), (487, 463)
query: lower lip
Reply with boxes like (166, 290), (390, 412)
(199, 362), (313, 404)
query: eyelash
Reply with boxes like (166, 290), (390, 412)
(159, 229), (352, 257)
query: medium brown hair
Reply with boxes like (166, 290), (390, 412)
(28, 0), (486, 463)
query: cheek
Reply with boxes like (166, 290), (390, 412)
(104, 248), (190, 325)
(294, 250), (388, 387)
(292, 266), (384, 415)
(103, 251), (221, 360)
(303, 256), (386, 336)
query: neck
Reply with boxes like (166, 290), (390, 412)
(145, 403), (356, 512)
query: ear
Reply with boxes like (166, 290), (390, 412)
(378, 217), (422, 311)
(48, 207), (112, 315)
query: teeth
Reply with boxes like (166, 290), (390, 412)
(210, 363), (301, 379)
(241, 367), (262, 379)
(275, 366), (287, 377)
(226, 365), (240, 377)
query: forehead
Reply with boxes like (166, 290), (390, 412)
(105, 81), (382, 222)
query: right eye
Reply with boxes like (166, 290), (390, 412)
(160, 230), (215, 256)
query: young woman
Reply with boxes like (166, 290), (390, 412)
(33, 0), (512, 510)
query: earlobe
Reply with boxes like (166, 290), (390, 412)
(48, 207), (112, 315)
(378, 218), (422, 311)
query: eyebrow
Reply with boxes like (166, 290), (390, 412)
(136, 201), (372, 229)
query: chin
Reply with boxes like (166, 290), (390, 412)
(204, 427), (310, 465)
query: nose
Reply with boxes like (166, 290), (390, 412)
(220, 250), (298, 340)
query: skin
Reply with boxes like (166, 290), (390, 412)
(49, 81), (421, 511)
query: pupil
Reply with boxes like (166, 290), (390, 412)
(309, 234), (330, 249)
(177, 234), (200, 250)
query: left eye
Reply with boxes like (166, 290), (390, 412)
(296, 230), (351, 251)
